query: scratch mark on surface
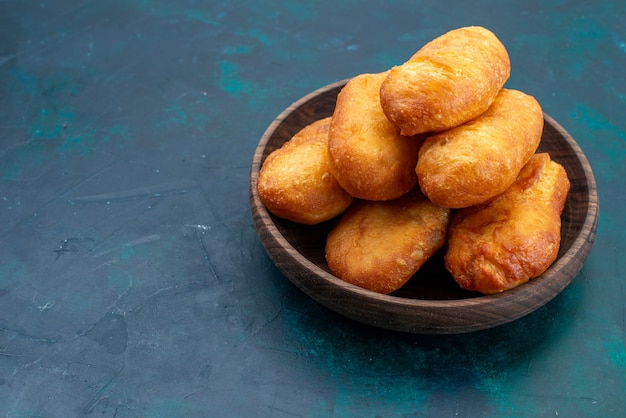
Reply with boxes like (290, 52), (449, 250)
(268, 401), (304, 418)
(36, 300), (55, 312)
(92, 234), (161, 258)
(250, 306), (283, 338)
(12, 26), (94, 63)
(184, 224), (211, 231)
(195, 230), (220, 283)
(0, 352), (28, 358)
(0, 160), (120, 240)
(496, 390), (599, 404)
(69, 179), (197, 203)
(107, 279), (134, 313)
(130, 282), (210, 317)
(88, 260), (118, 273)
(100, 54), (144, 84)
(183, 388), (207, 400)
(252, 341), (301, 357)
(85, 199), (157, 255)
(21, 356), (44, 369)
(60, 160), (119, 193)
(0, 326), (63, 344)
(0, 54), (15, 67)
(82, 366), (126, 414)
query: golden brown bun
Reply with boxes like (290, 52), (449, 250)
(325, 190), (451, 294)
(380, 26), (510, 135)
(416, 88), (544, 208)
(444, 153), (571, 294)
(257, 117), (353, 224)
(328, 72), (423, 201)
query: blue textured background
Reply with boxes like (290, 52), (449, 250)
(0, 0), (624, 416)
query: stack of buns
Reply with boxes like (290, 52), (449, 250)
(257, 26), (570, 295)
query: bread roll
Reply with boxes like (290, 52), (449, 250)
(445, 153), (570, 294)
(416, 88), (543, 208)
(380, 26), (510, 135)
(257, 117), (353, 224)
(328, 72), (423, 201)
(325, 190), (451, 294)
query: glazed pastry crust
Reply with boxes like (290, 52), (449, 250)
(416, 88), (544, 208)
(444, 153), (571, 294)
(257, 117), (353, 225)
(380, 26), (510, 135)
(328, 72), (423, 201)
(325, 190), (451, 294)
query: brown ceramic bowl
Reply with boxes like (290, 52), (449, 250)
(249, 79), (599, 334)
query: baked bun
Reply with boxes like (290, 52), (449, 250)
(328, 72), (423, 201)
(326, 190), (451, 294)
(445, 153), (570, 294)
(380, 26), (510, 135)
(416, 88), (544, 208)
(257, 117), (353, 224)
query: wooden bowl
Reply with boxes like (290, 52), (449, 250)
(249, 79), (599, 334)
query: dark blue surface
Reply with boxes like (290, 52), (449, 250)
(1, 1), (624, 416)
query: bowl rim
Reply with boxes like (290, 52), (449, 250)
(250, 79), (599, 333)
